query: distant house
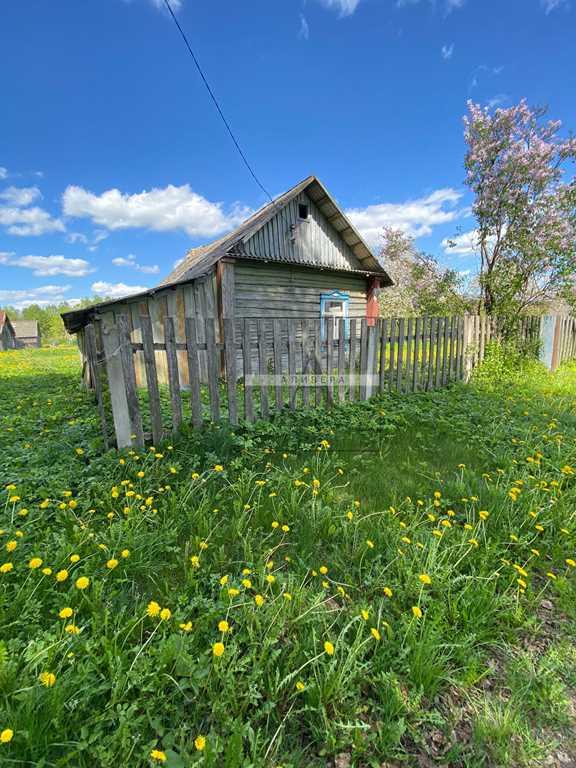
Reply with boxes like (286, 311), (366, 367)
(61, 175), (393, 383)
(12, 320), (41, 348)
(0, 311), (17, 351)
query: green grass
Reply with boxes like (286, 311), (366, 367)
(1, 344), (575, 767)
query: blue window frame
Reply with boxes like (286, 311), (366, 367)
(320, 291), (350, 340)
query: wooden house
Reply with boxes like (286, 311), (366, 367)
(0, 311), (17, 351)
(62, 176), (392, 385)
(12, 320), (41, 348)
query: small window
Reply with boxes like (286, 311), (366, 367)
(320, 291), (350, 340)
(298, 203), (309, 220)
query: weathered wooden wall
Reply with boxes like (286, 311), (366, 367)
(243, 191), (365, 272)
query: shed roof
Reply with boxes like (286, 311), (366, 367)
(62, 175), (392, 333)
(12, 320), (40, 338)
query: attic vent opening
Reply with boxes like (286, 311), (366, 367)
(298, 203), (309, 220)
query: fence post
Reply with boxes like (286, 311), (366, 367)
(100, 312), (133, 449)
(539, 315), (557, 371)
(463, 315), (474, 382)
(85, 322), (110, 450)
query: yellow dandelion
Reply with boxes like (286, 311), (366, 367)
(418, 574), (431, 585)
(39, 671), (56, 687)
(212, 642), (225, 657)
(75, 576), (89, 590)
(147, 601), (161, 618)
(59, 607), (73, 619)
(218, 620), (230, 633)
(0, 728), (14, 744)
(324, 640), (335, 656)
(370, 627), (381, 641)
(411, 606), (422, 619)
(29, 558), (43, 570)
(194, 735), (206, 751)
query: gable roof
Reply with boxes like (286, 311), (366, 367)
(0, 311), (15, 336)
(161, 175), (391, 286)
(12, 320), (40, 338)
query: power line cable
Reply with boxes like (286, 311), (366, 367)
(162, 0), (274, 204)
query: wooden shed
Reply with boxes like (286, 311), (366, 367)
(12, 320), (41, 348)
(62, 175), (392, 385)
(0, 311), (17, 351)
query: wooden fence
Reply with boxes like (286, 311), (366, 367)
(83, 314), (575, 450)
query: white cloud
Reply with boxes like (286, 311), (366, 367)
(112, 254), (160, 274)
(62, 184), (250, 238)
(0, 186), (42, 207)
(397, 0), (465, 11)
(0, 167), (7, 179)
(66, 232), (89, 245)
(442, 229), (481, 255)
(541, 0), (569, 13)
(298, 13), (310, 40)
(445, 0), (465, 12)
(346, 188), (464, 247)
(0, 205), (66, 236)
(0, 253), (94, 277)
(316, 0), (361, 17)
(0, 284), (72, 310)
(486, 93), (508, 109)
(441, 43), (454, 60)
(91, 281), (148, 299)
(458, 269), (471, 276)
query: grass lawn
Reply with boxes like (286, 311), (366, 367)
(1, 345), (576, 767)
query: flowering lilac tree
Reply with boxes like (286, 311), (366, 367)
(463, 100), (576, 316)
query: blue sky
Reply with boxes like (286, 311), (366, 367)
(1, 0), (574, 309)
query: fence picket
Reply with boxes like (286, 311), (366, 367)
(184, 317), (203, 429)
(205, 318), (220, 423)
(140, 314), (164, 445)
(359, 319), (368, 400)
(379, 318), (388, 392)
(243, 318), (254, 423)
(396, 318), (404, 391)
(326, 317), (334, 406)
(85, 322), (110, 449)
(164, 316), (183, 434)
(338, 318), (346, 403)
(315, 320), (323, 407)
(349, 318), (357, 401)
(273, 319), (283, 411)
(302, 320), (310, 408)
(388, 318), (396, 392)
(288, 320), (297, 411)
(257, 319), (269, 420)
(413, 317), (421, 391)
(405, 318), (413, 393)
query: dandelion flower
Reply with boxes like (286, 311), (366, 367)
(29, 557), (43, 570)
(411, 606), (423, 619)
(194, 735), (206, 751)
(242, 579), (252, 589)
(383, 587), (393, 598)
(121, 549), (130, 558)
(227, 588), (240, 597)
(366, 540), (374, 549)
(283, 592), (292, 601)
(59, 607), (73, 619)
(218, 620), (230, 633)
(319, 566), (328, 575)
(147, 601), (161, 618)
(150, 749), (167, 763)
(213, 464), (224, 472)
(212, 642), (225, 658)
(0, 563), (14, 574)
(324, 641), (335, 656)
(219, 575), (229, 586)
(190, 555), (200, 568)
(39, 671), (56, 687)
(254, 594), (265, 607)
(70, 554), (80, 563)
(566, 559), (576, 568)
(296, 681), (305, 691)
(361, 609), (369, 621)
(75, 576), (89, 590)
(65, 624), (80, 635)
(1, 728), (14, 744)
(370, 627), (381, 641)
(418, 574), (432, 585)
(106, 558), (119, 570)
(160, 608), (171, 621)
(5, 541), (17, 553)
(56, 569), (69, 582)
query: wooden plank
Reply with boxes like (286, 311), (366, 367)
(287, 319), (297, 411)
(388, 318), (396, 392)
(435, 317), (444, 388)
(117, 314), (145, 447)
(359, 319), (368, 400)
(140, 314), (164, 445)
(365, 323), (377, 399)
(349, 318), (357, 401)
(441, 316), (450, 386)
(273, 319), (283, 411)
(302, 320), (310, 407)
(102, 313), (134, 449)
(379, 318), (388, 392)
(243, 318), (254, 423)
(223, 318), (238, 425)
(395, 317), (405, 392)
(164, 316), (183, 435)
(314, 320), (323, 407)
(326, 317), (334, 406)
(419, 317), (428, 391)
(85, 323), (110, 450)
(412, 317), (422, 392)
(427, 318), (436, 390)
(338, 318), (346, 403)
(185, 317), (203, 429)
(405, 318), (413, 393)
(257, 319), (269, 420)
(205, 318), (220, 422)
